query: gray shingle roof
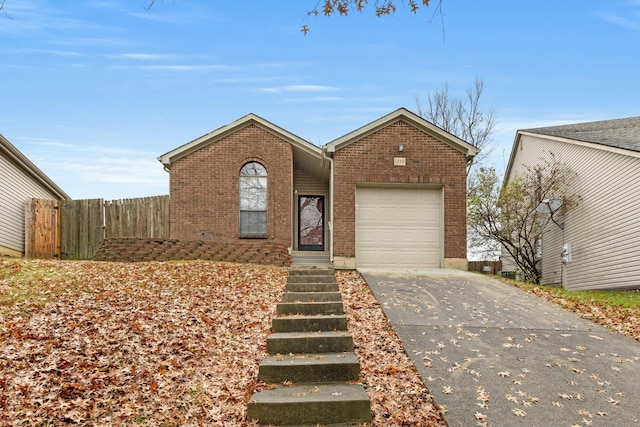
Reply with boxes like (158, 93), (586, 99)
(523, 116), (640, 153)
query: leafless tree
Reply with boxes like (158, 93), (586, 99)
(416, 76), (496, 176)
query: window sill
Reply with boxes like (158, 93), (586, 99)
(239, 234), (268, 239)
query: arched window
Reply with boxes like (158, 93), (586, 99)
(239, 161), (267, 236)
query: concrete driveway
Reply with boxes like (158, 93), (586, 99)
(359, 269), (640, 427)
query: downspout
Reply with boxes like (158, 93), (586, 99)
(322, 147), (334, 264)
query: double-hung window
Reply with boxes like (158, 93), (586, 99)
(239, 162), (267, 236)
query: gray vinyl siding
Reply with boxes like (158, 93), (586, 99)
(499, 254), (519, 274)
(0, 154), (60, 254)
(506, 134), (640, 290)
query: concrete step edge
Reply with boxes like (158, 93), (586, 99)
(247, 383), (371, 426)
(277, 301), (344, 316)
(288, 276), (337, 284)
(282, 291), (343, 302)
(289, 269), (335, 276)
(258, 353), (361, 383)
(285, 283), (340, 292)
(272, 314), (348, 332)
(266, 331), (354, 354)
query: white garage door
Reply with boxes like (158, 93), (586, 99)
(356, 187), (442, 269)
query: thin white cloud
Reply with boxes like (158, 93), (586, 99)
(21, 138), (167, 188)
(219, 76), (295, 84)
(57, 38), (128, 47)
(20, 137), (75, 149)
(111, 64), (238, 72)
(595, 2), (640, 30)
(596, 12), (640, 30)
(0, 5), (99, 32)
(1, 47), (86, 57)
(257, 85), (339, 93)
(106, 53), (183, 61)
(276, 96), (346, 104)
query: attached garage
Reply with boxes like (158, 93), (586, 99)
(355, 186), (443, 269)
(158, 108), (475, 271)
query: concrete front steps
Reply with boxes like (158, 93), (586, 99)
(247, 267), (371, 426)
(291, 251), (331, 266)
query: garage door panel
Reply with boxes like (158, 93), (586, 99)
(356, 187), (442, 269)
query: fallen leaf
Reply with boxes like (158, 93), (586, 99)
(512, 408), (526, 417)
(505, 394), (518, 403)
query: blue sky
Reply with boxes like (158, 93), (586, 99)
(1, 1), (639, 200)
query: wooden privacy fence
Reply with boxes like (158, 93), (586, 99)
(105, 197), (169, 239)
(25, 198), (61, 259)
(60, 198), (105, 260)
(26, 195), (169, 260)
(468, 260), (502, 275)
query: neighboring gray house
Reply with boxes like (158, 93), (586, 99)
(503, 116), (640, 290)
(0, 134), (69, 257)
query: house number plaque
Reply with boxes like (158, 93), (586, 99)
(394, 157), (406, 166)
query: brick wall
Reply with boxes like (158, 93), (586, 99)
(169, 124), (293, 246)
(93, 238), (291, 266)
(332, 120), (468, 259)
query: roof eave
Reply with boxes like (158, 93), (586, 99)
(158, 113), (322, 170)
(0, 133), (70, 199)
(502, 131), (524, 187)
(324, 107), (479, 159)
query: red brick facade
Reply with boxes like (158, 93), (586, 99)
(332, 120), (468, 260)
(162, 110), (474, 269)
(169, 124), (293, 245)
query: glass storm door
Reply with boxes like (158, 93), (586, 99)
(298, 195), (324, 251)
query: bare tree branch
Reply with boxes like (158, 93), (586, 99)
(416, 76), (496, 176)
(468, 157), (580, 283)
(144, 0), (176, 12)
(0, 0), (13, 19)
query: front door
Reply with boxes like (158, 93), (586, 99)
(298, 195), (324, 251)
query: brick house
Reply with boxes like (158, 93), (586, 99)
(159, 108), (477, 270)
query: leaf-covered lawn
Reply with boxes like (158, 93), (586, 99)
(1, 260), (447, 426)
(1, 259), (287, 426)
(505, 279), (640, 341)
(4, 259), (635, 426)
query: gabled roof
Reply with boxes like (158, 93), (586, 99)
(158, 113), (323, 169)
(504, 116), (640, 184)
(522, 116), (640, 153)
(323, 107), (479, 161)
(0, 133), (70, 199)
